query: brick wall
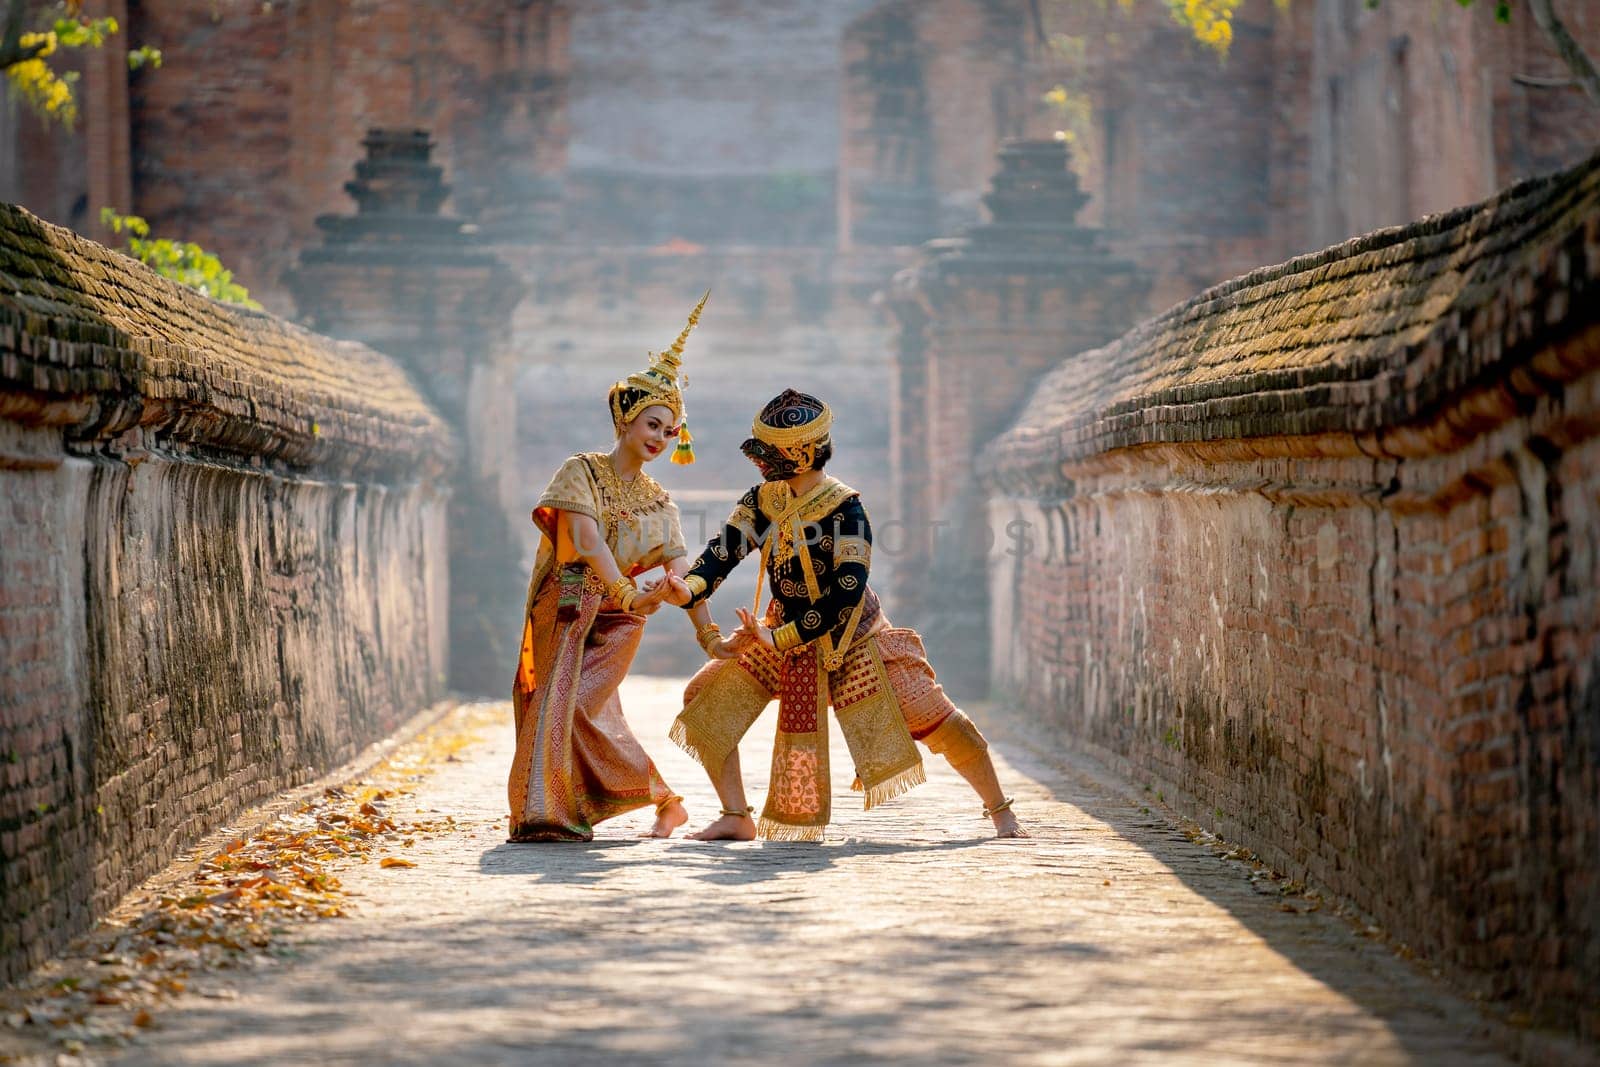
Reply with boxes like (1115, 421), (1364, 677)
(982, 152), (1600, 1036)
(0, 203), (454, 983)
(1306, 0), (1600, 249)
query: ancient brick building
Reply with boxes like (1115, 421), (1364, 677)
(4, 0), (1600, 1028)
(5, 2), (1595, 546)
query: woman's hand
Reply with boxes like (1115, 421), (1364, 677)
(659, 574), (693, 607)
(734, 607), (777, 651)
(631, 578), (673, 615)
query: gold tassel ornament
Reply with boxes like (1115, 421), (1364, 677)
(671, 420), (695, 465)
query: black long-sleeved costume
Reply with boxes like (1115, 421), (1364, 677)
(684, 483), (872, 652)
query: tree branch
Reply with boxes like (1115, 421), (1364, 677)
(1527, 0), (1600, 109)
(1512, 73), (1575, 89)
(0, 0), (47, 72)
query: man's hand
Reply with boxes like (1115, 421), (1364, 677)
(707, 632), (750, 660)
(660, 573), (693, 607)
(734, 607), (777, 651)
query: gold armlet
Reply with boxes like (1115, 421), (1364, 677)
(772, 622), (802, 652)
(683, 574), (707, 599)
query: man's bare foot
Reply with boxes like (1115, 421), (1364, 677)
(991, 808), (1029, 838)
(687, 812), (757, 841)
(642, 799), (689, 838)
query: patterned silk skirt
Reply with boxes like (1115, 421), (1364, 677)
(507, 565), (675, 841)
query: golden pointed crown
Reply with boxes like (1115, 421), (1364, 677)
(609, 290), (709, 463)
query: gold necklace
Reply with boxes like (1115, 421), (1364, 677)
(588, 452), (660, 528)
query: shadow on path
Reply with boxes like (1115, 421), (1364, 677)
(977, 708), (1519, 1064)
(479, 836), (988, 887)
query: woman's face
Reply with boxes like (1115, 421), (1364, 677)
(619, 404), (675, 464)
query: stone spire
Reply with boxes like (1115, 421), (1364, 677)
(877, 138), (1149, 697)
(308, 129), (476, 253)
(289, 129), (525, 694)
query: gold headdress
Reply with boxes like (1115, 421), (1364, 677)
(751, 404), (832, 448)
(741, 389), (833, 477)
(608, 290), (709, 464)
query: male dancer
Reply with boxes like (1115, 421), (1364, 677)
(657, 389), (1026, 841)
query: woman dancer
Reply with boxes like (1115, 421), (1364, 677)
(506, 295), (706, 842)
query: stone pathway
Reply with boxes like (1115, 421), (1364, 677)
(106, 678), (1510, 1066)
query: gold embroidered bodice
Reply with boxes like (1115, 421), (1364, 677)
(531, 452), (686, 586)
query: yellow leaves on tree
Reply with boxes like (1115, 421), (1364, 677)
(1046, 0), (1295, 59)
(1041, 82), (1093, 145)
(3, 8), (162, 128)
(1168, 0), (1241, 53)
(6, 30), (77, 126)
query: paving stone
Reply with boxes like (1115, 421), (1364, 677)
(110, 678), (1514, 1066)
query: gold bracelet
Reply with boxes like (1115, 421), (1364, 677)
(695, 623), (722, 652)
(610, 575), (637, 611)
(772, 621), (802, 652)
(682, 574), (707, 599)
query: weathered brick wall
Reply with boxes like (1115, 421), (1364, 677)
(839, 0), (1032, 248)
(982, 152), (1600, 1036)
(1306, 0), (1600, 249)
(0, 204), (454, 983)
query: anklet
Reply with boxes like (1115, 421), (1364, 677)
(720, 805), (754, 818)
(655, 794), (684, 815)
(982, 796), (1015, 819)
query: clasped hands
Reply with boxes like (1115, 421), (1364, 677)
(634, 576), (777, 660)
(631, 573), (693, 615)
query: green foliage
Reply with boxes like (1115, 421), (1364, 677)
(1374, 0), (1510, 22)
(100, 208), (262, 309)
(127, 44), (162, 71)
(51, 13), (115, 49)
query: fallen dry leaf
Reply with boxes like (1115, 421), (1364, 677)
(1, 701), (499, 1057)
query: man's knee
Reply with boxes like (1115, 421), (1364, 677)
(683, 659), (723, 706)
(921, 709), (988, 770)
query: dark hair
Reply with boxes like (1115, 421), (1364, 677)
(610, 385), (648, 424)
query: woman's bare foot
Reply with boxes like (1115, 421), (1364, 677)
(991, 808), (1029, 838)
(687, 812), (757, 841)
(642, 799), (689, 838)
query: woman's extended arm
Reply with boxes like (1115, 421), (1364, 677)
(562, 509), (674, 613)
